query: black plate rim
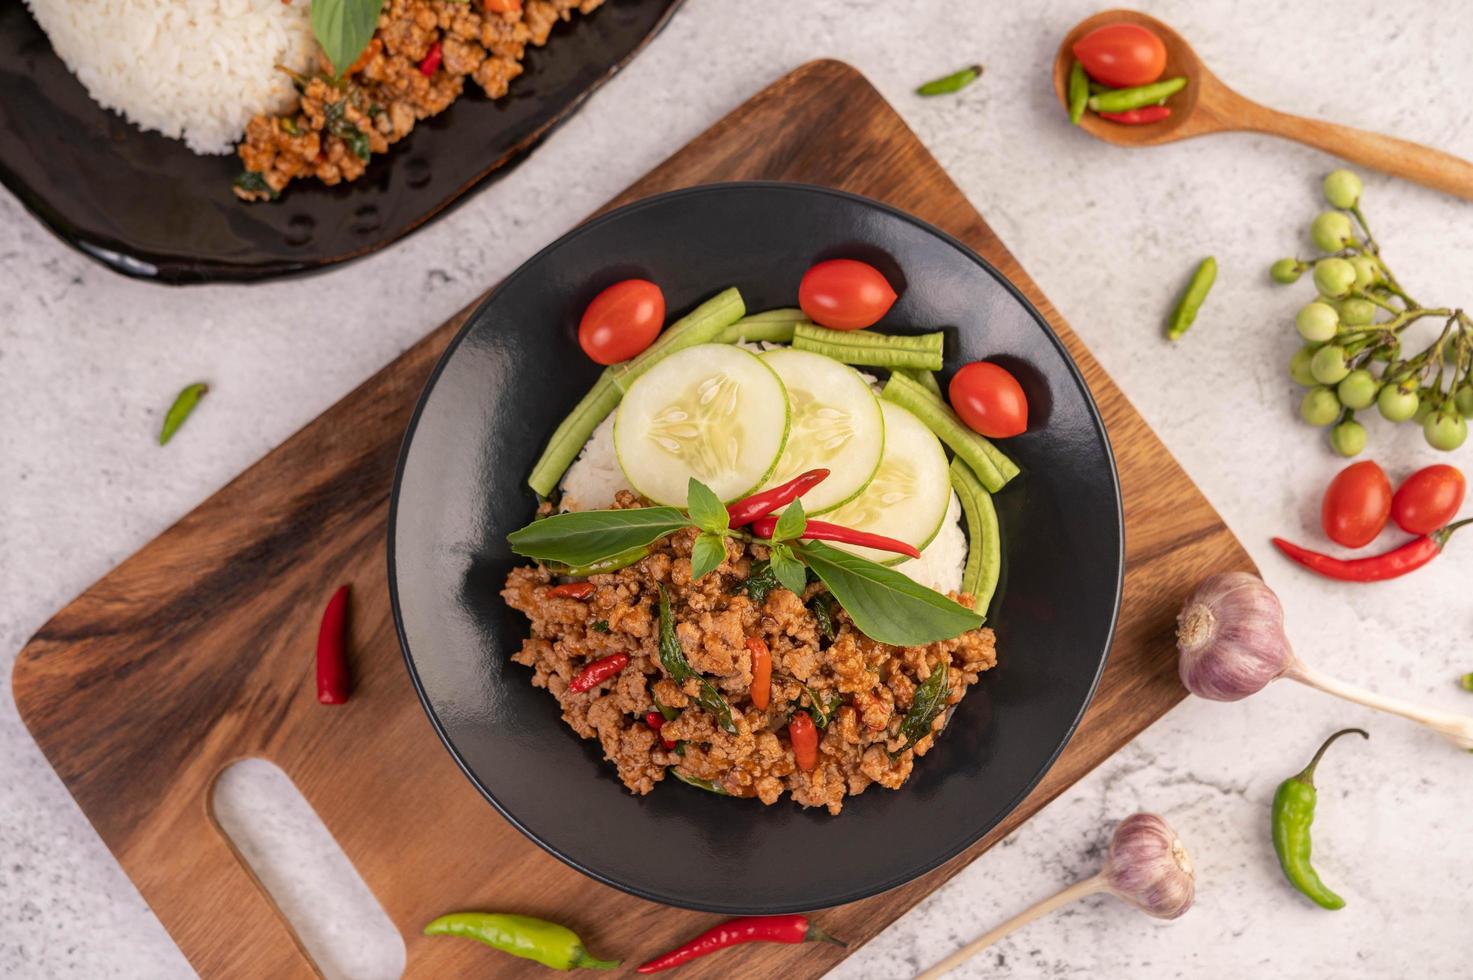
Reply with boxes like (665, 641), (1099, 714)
(0, 0), (687, 286)
(386, 181), (1125, 912)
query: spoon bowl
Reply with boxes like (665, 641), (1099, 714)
(1053, 8), (1473, 200)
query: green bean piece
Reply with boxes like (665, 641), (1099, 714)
(916, 64), (982, 96)
(1271, 729), (1368, 910)
(897, 367), (943, 398)
(159, 382), (208, 446)
(714, 308), (810, 345)
(527, 371), (621, 497)
(949, 457), (1000, 615)
(1067, 61), (1089, 125)
(1088, 76), (1187, 113)
(1167, 256), (1218, 341)
(792, 323), (944, 371)
(881, 372), (1018, 491)
(607, 287), (746, 392)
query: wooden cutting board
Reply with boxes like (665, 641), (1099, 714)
(12, 60), (1253, 979)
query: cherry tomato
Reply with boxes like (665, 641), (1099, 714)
(1072, 23), (1167, 88)
(577, 279), (664, 365)
(798, 259), (897, 331)
(1320, 460), (1391, 548)
(1391, 464), (1465, 535)
(948, 362), (1028, 439)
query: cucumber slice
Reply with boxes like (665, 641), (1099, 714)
(614, 343), (790, 505)
(821, 400), (951, 563)
(756, 349), (885, 514)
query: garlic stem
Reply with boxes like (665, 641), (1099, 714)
(1287, 659), (1473, 750)
(913, 876), (1108, 980)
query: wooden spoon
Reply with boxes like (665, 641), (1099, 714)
(1052, 8), (1473, 202)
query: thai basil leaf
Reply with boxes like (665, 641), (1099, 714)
(658, 586), (736, 734)
(686, 478), (729, 536)
(893, 660), (950, 756)
(807, 592), (837, 641)
(670, 769), (728, 795)
(507, 507), (691, 567)
(795, 541), (982, 646)
(232, 171), (278, 200)
(590, 620), (610, 634)
(737, 560), (779, 605)
(771, 498), (806, 543)
(690, 532), (725, 580)
(769, 543), (807, 595)
(784, 676), (843, 729)
(311, 0), (384, 78)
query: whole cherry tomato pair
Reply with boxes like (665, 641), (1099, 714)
(1322, 461), (1465, 548)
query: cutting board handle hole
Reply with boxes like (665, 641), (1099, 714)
(212, 759), (406, 980)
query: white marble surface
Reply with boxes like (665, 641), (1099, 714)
(3, 0), (1472, 977)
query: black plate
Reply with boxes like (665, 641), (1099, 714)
(0, 0), (682, 284)
(388, 183), (1123, 913)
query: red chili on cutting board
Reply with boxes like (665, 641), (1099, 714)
(316, 585), (351, 705)
(637, 914), (844, 973)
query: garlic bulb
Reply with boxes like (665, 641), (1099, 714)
(1176, 571), (1293, 701)
(1101, 812), (1196, 919)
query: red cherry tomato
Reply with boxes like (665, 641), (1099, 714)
(1072, 23), (1167, 88)
(577, 279), (665, 365)
(948, 362), (1028, 439)
(1391, 464), (1465, 535)
(1320, 460), (1391, 548)
(798, 259), (897, 331)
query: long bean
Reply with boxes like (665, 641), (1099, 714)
(950, 457), (1000, 614)
(881, 372), (1018, 491)
(897, 367), (943, 398)
(792, 323), (944, 371)
(527, 370), (622, 497)
(715, 308), (810, 345)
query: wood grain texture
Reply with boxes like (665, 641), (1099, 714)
(1051, 9), (1473, 201)
(12, 60), (1253, 979)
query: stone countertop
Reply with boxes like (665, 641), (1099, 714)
(3, 0), (1471, 976)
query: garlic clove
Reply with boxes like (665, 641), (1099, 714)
(1101, 812), (1196, 920)
(1177, 571), (1294, 702)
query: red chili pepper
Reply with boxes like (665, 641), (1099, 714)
(1097, 105), (1171, 124)
(547, 582), (595, 599)
(788, 710), (819, 772)
(644, 710), (677, 750)
(316, 585), (351, 705)
(568, 652), (629, 693)
(636, 914), (844, 973)
(418, 41), (442, 76)
(1272, 519), (1470, 582)
(726, 469), (830, 527)
(746, 637), (772, 711)
(748, 515), (922, 560)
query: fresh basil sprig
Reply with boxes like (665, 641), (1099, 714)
(507, 506), (691, 567)
(311, 0), (384, 79)
(686, 478), (729, 580)
(658, 585), (736, 734)
(765, 499), (808, 595)
(796, 541), (983, 646)
(893, 660), (951, 757)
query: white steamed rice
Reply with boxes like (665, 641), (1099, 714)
(26, 0), (317, 154)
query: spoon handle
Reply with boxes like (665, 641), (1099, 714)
(1235, 102), (1473, 202)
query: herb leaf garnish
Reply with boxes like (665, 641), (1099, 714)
(807, 592), (838, 641)
(796, 541), (983, 646)
(311, 0), (384, 79)
(686, 478), (729, 535)
(690, 533), (726, 580)
(670, 769), (729, 795)
(508, 507), (691, 567)
(782, 675), (843, 729)
(738, 560), (779, 605)
(658, 585), (736, 734)
(771, 498), (806, 543)
(893, 660), (950, 756)
(768, 543), (807, 596)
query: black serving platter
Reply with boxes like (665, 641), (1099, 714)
(388, 183), (1123, 913)
(0, 0), (682, 284)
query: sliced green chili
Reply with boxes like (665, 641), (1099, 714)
(1088, 77), (1187, 113)
(792, 323), (944, 371)
(1271, 728), (1368, 910)
(916, 64), (982, 96)
(1067, 61), (1089, 125)
(1167, 256), (1217, 341)
(159, 382), (208, 446)
(424, 912), (618, 970)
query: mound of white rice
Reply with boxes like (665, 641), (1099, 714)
(26, 0), (317, 154)
(560, 409), (969, 596)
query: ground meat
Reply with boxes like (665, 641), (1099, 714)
(500, 491), (1000, 815)
(234, 0), (602, 200)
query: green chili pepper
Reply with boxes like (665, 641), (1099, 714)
(1067, 60), (1089, 125)
(1088, 76), (1187, 113)
(424, 912), (618, 970)
(1271, 728), (1368, 910)
(1167, 256), (1217, 340)
(1460, 672), (1473, 692)
(545, 544), (651, 578)
(916, 64), (982, 96)
(159, 382), (208, 445)
(1087, 80), (1113, 95)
